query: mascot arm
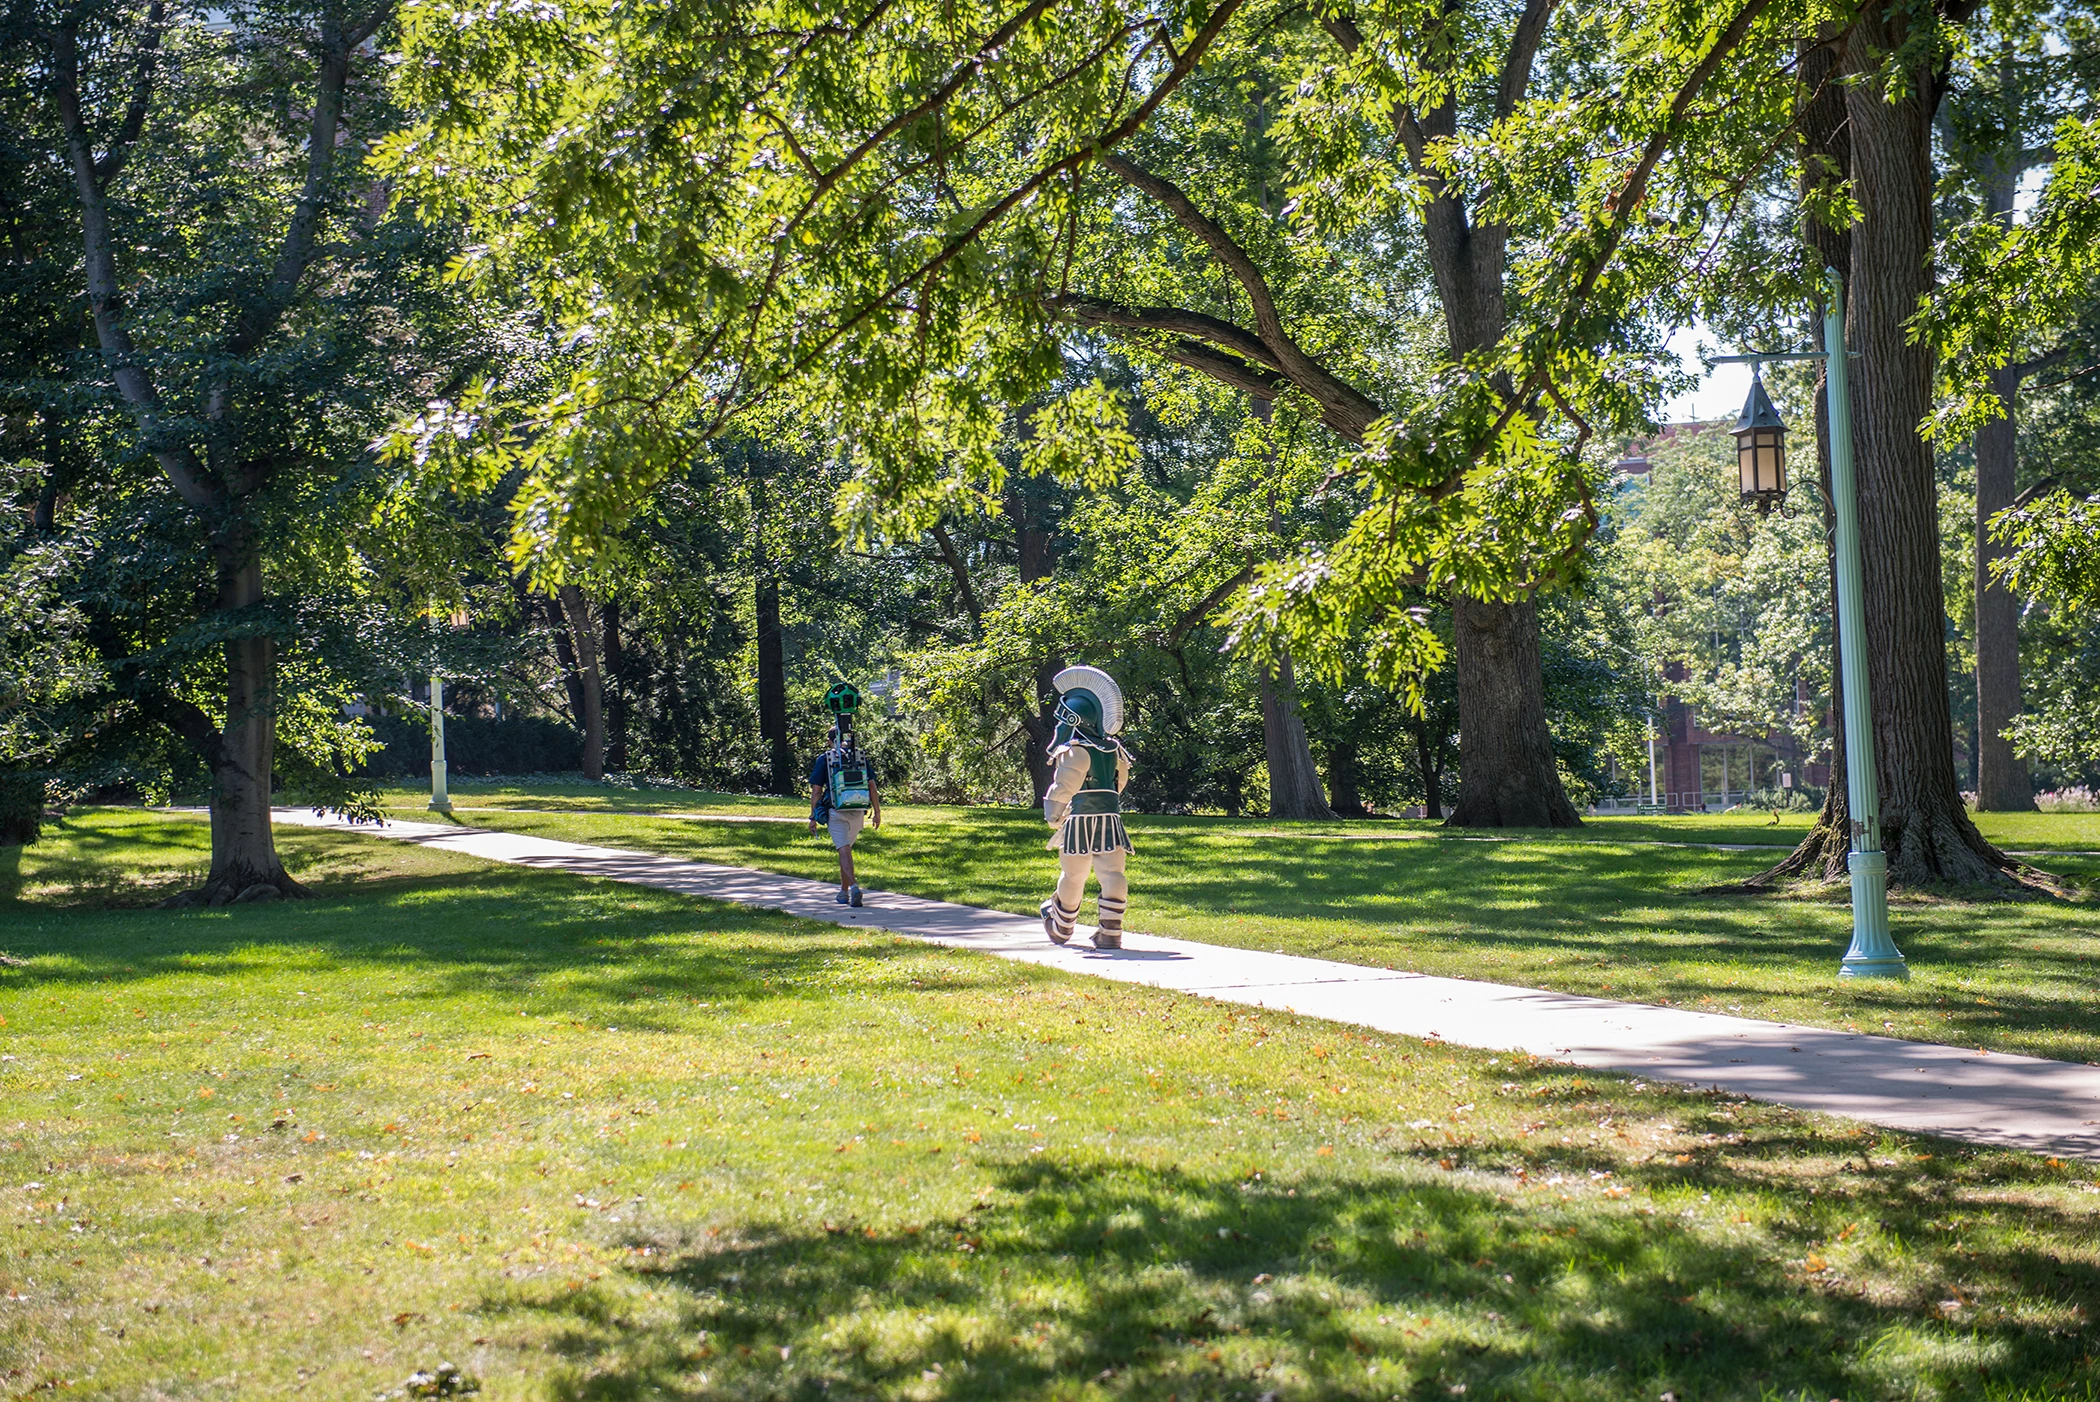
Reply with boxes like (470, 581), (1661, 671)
(1043, 746), (1087, 825)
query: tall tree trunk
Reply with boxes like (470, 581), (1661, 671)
(1973, 361), (2032, 810)
(1010, 484), (1062, 801)
(1840, 16), (2017, 885)
(752, 480), (796, 794)
(1446, 595), (1578, 827)
(1971, 151), (2036, 812)
(545, 596), (588, 726)
(1326, 740), (1366, 817)
(557, 584), (605, 782)
(1748, 25), (1855, 888)
(602, 597), (628, 773)
(1260, 649), (1333, 819)
(1425, 225), (1577, 828)
(203, 554), (302, 901)
(1413, 721), (1445, 820)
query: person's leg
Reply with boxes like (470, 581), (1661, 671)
(1092, 850), (1127, 948)
(828, 811), (864, 902)
(1042, 851), (1091, 944)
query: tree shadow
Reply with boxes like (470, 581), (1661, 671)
(488, 1152), (2099, 1401)
(0, 852), (996, 1027)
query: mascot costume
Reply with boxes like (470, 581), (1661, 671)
(1039, 665), (1134, 949)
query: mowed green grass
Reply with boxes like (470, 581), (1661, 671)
(3, 811), (2099, 1401)
(364, 782), (2100, 1066)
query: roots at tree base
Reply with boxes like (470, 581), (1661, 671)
(158, 862), (312, 908)
(1735, 789), (2055, 894)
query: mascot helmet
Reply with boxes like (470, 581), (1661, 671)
(1051, 665), (1123, 738)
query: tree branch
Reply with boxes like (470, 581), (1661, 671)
(52, 13), (214, 511)
(140, 692), (229, 773)
(929, 522), (984, 636)
(2008, 476), (2060, 511)
(1494, 0), (1559, 121)
(1164, 563), (1255, 645)
(228, 4), (398, 359)
(94, 0), (166, 184)
(1319, 12), (1429, 174)
(1050, 293), (1281, 369)
(1096, 152), (1384, 437)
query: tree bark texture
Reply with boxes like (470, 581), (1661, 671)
(1260, 649), (1334, 819)
(203, 555), (302, 901)
(1447, 595), (1578, 827)
(1840, 18), (2017, 884)
(557, 585), (605, 781)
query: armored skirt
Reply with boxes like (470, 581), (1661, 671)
(1056, 809), (1133, 855)
(1052, 788), (1133, 855)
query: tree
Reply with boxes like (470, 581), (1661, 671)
(1936, 5), (2098, 810)
(381, 0), (1794, 833)
(7, 0), (470, 900)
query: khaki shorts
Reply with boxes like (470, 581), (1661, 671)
(827, 809), (867, 850)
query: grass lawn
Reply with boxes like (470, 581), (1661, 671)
(360, 781), (2100, 1067)
(3, 809), (2098, 1401)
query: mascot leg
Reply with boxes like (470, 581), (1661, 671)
(1091, 851), (1127, 949)
(1042, 851), (1090, 945)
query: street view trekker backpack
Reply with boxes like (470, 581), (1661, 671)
(823, 682), (872, 811)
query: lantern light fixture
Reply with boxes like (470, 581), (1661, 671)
(1732, 370), (1788, 515)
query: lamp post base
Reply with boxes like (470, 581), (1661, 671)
(1839, 955), (1909, 979)
(429, 760), (452, 814)
(1838, 848), (1907, 979)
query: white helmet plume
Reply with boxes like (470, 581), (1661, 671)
(1051, 664), (1124, 737)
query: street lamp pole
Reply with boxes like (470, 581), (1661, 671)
(1819, 269), (1903, 978)
(429, 672), (451, 814)
(1706, 267), (1903, 978)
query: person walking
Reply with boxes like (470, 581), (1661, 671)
(809, 682), (880, 906)
(1039, 665), (1133, 949)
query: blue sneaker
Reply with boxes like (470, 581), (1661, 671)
(835, 888), (849, 905)
(849, 886), (863, 908)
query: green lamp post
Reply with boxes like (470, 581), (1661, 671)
(1708, 268), (1906, 980)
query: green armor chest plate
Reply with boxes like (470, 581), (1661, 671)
(1083, 745), (1119, 791)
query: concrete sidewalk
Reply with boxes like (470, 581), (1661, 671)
(277, 808), (2100, 1161)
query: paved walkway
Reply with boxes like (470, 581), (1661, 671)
(422, 808), (2100, 859)
(278, 809), (2100, 1161)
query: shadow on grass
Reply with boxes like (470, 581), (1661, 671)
(496, 1153), (2099, 1402)
(0, 852), (993, 1028)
